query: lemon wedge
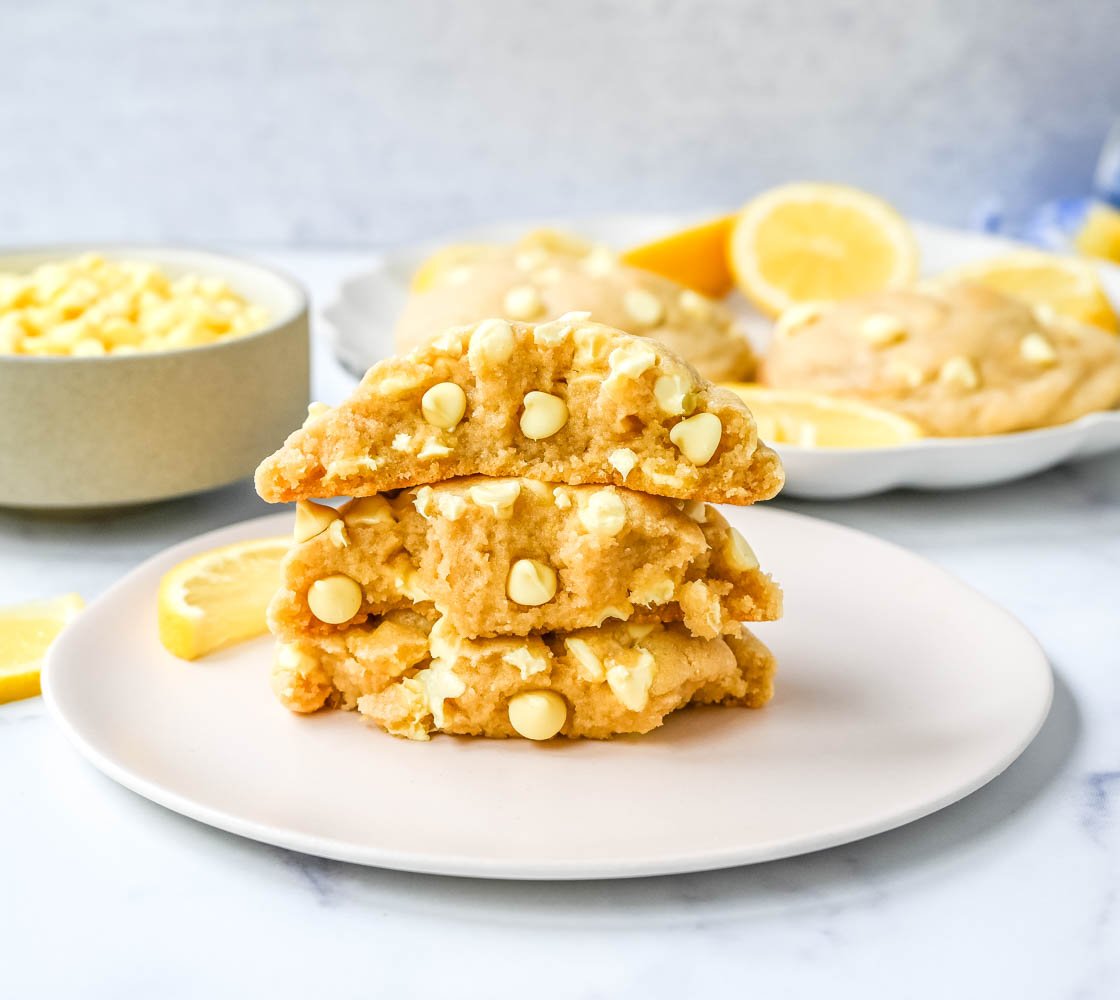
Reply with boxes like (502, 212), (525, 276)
(729, 183), (919, 317)
(945, 250), (1119, 333)
(0, 593), (84, 704)
(158, 536), (289, 661)
(621, 215), (737, 297)
(722, 383), (924, 448)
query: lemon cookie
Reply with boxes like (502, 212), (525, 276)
(269, 479), (781, 641)
(271, 614), (775, 740)
(761, 282), (1120, 436)
(395, 231), (757, 382)
(256, 316), (783, 504)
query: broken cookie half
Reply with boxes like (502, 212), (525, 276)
(255, 315), (783, 505)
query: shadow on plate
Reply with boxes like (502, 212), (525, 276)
(255, 664), (1080, 928)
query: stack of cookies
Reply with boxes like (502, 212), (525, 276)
(255, 313), (785, 740)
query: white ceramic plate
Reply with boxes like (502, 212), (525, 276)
(44, 507), (1052, 880)
(324, 215), (1120, 499)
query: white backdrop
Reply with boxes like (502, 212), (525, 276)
(3, 0), (1117, 247)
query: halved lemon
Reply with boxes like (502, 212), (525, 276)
(621, 215), (736, 297)
(0, 593), (84, 704)
(945, 251), (1119, 333)
(729, 183), (919, 317)
(158, 536), (289, 661)
(721, 383), (924, 448)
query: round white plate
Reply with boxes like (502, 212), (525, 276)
(44, 507), (1052, 880)
(324, 214), (1120, 499)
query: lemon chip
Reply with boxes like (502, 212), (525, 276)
(729, 182), (919, 317)
(721, 383), (924, 448)
(0, 593), (84, 704)
(621, 215), (737, 298)
(157, 536), (290, 661)
(943, 250), (1119, 333)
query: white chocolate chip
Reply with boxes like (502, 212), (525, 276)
(608, 448), (638, 479)
(445, 266), (473, 286)
(606, 649), (656, 712)
(327, 519), (350, 548)
(434, 494), (468, 521)
(429, 330), (465, 357)
(626, 622), (657, 641)
(520, 391), (568, 439)
(302, 401), (330, 428)
(1020, 332), (1058, 366)
(502, 646), (549, 679)
(630, 576), (674, 606)
(417, 439), (453, 459)
(342, 496), (394, 526)
(623, 288), (665, 328)
(593, 604), (632, 625)
(392, 432), (413, 452)
(377, 371), (426, 396)
(468, 318), (515, 371)
(607, 341), (658, 380)
(859, 313), (908, 347)
(565, 637), (605, 682)
(774, 302), (822, 338)
(552, 487), (572, 510)
(421, 381), (467, 430)
(293, 499), (338, 543)
(653, 373), (696, 416)
(416, 659), (466, 729)
(532, 317), (574, 346)
(326, 456), (381, 478)
(504, 284), (543, 320)
(581, 247), (616, 277)
(682, 500), (707, 523)
(678, 289), (711, 317)
(938, 355), (981, 390)
(725, 528), (759, 571)
(521, 480), (550, 499)
(412, 486), (434, 519)
(1032, 303), (1058, 326)
(578, 490), (627, 537)
(669, 412), (722, 465)
(507, 690), (567, 740)
(307, 574), (363, 624)
(885, 359), (926, 389)
(506, 559), (558, 606)
(468, 479), (521, 516)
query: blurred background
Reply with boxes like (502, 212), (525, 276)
(4, 0), (1118, 247)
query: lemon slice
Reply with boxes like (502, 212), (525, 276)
(945, 250), (1119, 333)
(0, 593), (84, 704)
(158, 536), (289, 661)
(621, 215), (736, 297)
(721, 383), (924, 448)
(729, 183), (919, 317)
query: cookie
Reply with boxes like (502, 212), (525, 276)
(269, 478), (782, 641)
(256, 315), (783, 504)
(271, 614), (775, 740)
(395, 230), (757, 382)
(761, 282), (1120, 436)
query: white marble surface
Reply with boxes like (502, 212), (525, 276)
(1, 251), (1118, 998)
(2, 0), (1119, 245)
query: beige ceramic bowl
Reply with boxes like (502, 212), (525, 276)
(0, 246), (309, 509)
